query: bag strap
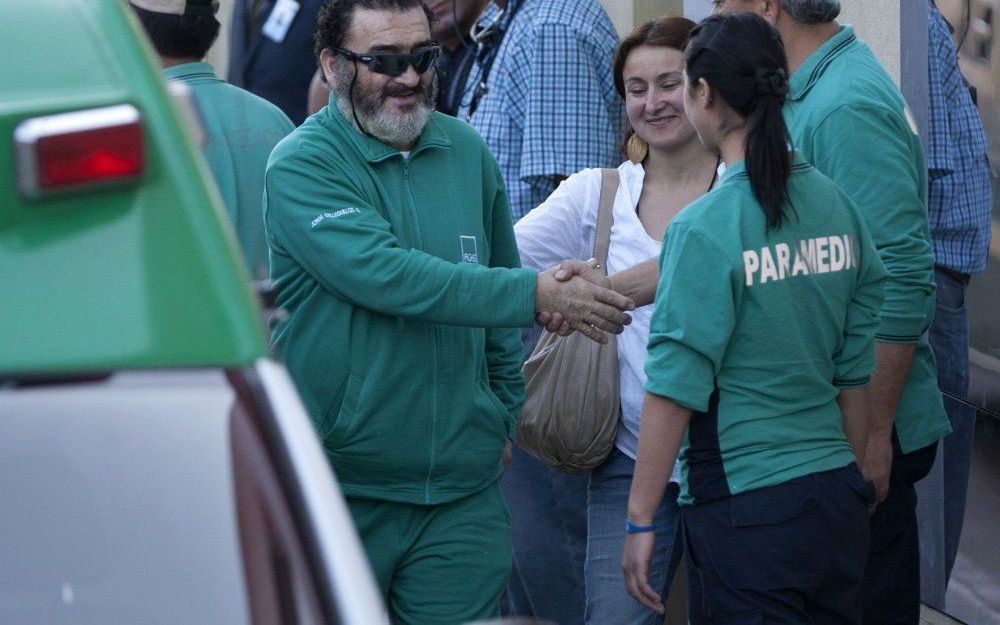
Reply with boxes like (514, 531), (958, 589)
(593, 168), (619, 276)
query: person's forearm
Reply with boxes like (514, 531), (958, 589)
(627, 392), (691, 525)
(608, 257), (659, 307)
(869, 342), (917, 439)
(837, 387), (871, 463)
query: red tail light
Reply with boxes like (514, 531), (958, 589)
(14, 104), (145, 198)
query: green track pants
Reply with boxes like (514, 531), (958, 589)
(348, 481), (512, 625)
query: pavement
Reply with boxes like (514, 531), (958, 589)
(942, 418), (1000, 625)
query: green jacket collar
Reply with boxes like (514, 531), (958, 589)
(325, 95), (452, 163)
(788, 26), (856, 102)
(719, 158), (747, 183)
(162, 61), (219, 82)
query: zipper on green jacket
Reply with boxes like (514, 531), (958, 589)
(402, 157), (438, 503)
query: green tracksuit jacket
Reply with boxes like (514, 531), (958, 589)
(163, 62), (294, 280)
(783, 27), (951, 452)
(264, 104), (536, 505)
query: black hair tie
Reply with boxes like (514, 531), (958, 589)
(754, 67), (789, 100)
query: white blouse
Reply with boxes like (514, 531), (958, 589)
(515, 160), (663, 463)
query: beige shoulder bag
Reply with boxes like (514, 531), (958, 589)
(517, 168), (621, 474)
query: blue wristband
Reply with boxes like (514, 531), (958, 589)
(625, 519), (658, 534)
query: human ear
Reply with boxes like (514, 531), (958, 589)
(760, 0), (781, 24)
(319, 48), (338, 85)
(697, 78), (714, 107)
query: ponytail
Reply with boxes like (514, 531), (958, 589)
(685, 13), (793, 230)
(746, 67), (791, 228)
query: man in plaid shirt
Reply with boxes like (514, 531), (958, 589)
(919, 0), (993, 607)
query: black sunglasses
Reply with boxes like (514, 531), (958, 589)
(333, 45), (441, 77)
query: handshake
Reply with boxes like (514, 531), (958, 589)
(534, 259), (631, 343)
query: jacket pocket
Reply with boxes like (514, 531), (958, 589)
(481, 384), (511, 434)
(319, 373), (363, 449)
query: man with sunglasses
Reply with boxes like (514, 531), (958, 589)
(263, 1), (635, 622)
(305, 0), (490, 117)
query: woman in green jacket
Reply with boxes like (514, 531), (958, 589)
(622, 13), (886, 624)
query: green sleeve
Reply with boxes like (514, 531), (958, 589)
(264, 149), (536, 328)
(644, 223), (737, 412)
(482, 178), (527, 436)
(809, 105), (935, 342)
(833, 212), (888, 388)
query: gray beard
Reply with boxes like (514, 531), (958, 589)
(332, 63), (438, 149)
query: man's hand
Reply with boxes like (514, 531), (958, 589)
(862, 432), (893, 506)
(860, 342), (916, 508)
(535, 267), (634, 343)
(502, 439), (513, 470)
(535, 259), (613, 335)
(622, 531), (664, 614)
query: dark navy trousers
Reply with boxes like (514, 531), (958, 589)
(862, 434), (938, 625)
(682, 464), (875, 625)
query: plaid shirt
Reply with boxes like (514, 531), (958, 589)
(459, 0), (625, 222)
(927, 1), (993, 274)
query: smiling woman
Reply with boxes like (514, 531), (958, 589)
(513, 15), (722, 625)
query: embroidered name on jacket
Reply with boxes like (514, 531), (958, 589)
(743, 234), (858, 286)
(311, 207), (360, 227)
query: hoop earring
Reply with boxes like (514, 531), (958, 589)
(626, 132), (648, 164)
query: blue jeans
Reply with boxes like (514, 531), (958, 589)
(918, 267), (977, 609)
(927, 268), (976, 582)
(501, 444), (589, 624)
(585, 448), (682, 625)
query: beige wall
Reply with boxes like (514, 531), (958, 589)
(600, 0), (685, 35)
(205, 1), (234, 77)
(840, 0), (902, 83)
(634, 0), (685, 24)
(601, 1), (634, 35)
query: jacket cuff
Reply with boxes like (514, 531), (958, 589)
(517, 270), (539, 327)
(833, 376), (871, 389)
(874, 313), (926, 343)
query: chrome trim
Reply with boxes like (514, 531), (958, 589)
(13, 103), (141, 199)
(254, 359), (390, 625)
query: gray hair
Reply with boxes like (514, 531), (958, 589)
(780, 0), (840, 23)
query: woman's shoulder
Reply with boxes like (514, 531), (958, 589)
(561, 161), (639, 186)
(570, 161), (642, 208)
(550, 162), (636, 213)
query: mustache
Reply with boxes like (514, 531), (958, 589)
(383, 84), (423, 98)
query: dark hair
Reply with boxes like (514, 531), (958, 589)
(780, 0), (840, 24)
(685, 13), (792, 229)
(613, 16), (695, 99)
(315, 0), (436, 59)
(612, 16), (696, 158)
(132, 7), (220, 59)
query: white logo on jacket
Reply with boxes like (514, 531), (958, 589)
(460, 235), (479, 264)
(743, 234), (857, 286)
(311, 207), (360, 227)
